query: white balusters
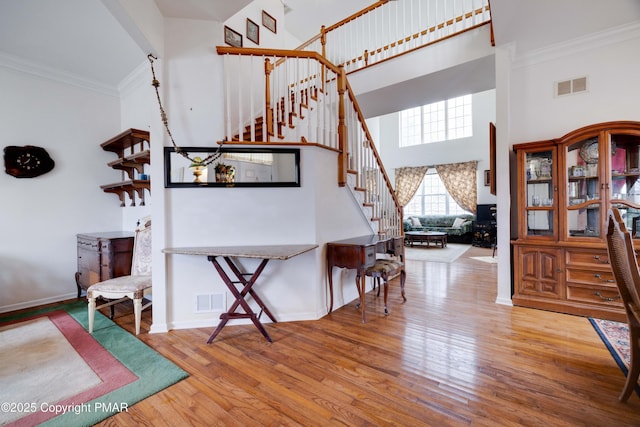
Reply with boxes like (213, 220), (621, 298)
(219, 49), (403, 235)
(316, 0), (490, 74)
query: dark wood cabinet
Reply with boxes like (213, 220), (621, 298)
(75, 231), (134, 297)
(512, 121), (640, 322)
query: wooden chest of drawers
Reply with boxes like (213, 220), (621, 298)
(75, 231), (134, 297)
(513, 243), (626, 322)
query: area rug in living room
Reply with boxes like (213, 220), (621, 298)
(590, 318), (640, 396)
(404, 243), (471, 263)
(0, 300), (188, 427)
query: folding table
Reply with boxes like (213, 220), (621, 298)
(163, 244), (318, 343)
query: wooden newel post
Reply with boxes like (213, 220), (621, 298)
(264, 58), (274, 141)
(337, 66), (348, 187)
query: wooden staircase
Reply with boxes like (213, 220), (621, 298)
(232, 86), (319, 143)
(217, 47), (404, 237)
(226, 69), (396, 237)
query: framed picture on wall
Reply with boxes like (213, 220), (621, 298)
(246, 18), (259, 44)
(262, 10), (277, 34)
(224, 26), (242, 47)
(484, 170), (491, 186)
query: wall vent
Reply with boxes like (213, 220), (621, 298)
(556, 76), (588, 97)
(195, 293), (225, 312)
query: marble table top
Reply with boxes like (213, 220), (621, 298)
(162, 244), (319, 260)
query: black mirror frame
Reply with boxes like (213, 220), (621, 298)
(164, 146), (301, 188)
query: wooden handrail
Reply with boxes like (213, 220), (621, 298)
(343, 78), (402, 212)
(297, 0), (492, 76)
(346, 20), (492, 76)
(338, 6), (491, 72)
(216, 46), (341, 74)
(294, 33), (322, 51)
(324, 1), (389, 33)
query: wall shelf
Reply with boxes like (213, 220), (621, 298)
(101, 128), (150, 206)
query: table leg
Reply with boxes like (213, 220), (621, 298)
(328, 265), (334, 313)
(206, 256), (274, 343)
(354, 273), (366, 323)
(224, 257), (277, 323)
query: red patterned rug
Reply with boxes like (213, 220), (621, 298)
(590, 318), (640, 396)
(0, 301), (187, 427)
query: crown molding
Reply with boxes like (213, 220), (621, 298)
(0, 51), (119, 97)
(513, 21), (640, 69)
(118, 60), (150, 96)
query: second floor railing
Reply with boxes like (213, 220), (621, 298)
(299, 0), (491, 74)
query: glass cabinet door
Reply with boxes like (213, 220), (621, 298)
(525, 150), (555, 237)
(608, 131), (640, 236)
(565, 136), (602, 239)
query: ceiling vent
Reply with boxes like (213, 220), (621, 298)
(556, 77), (588, 97)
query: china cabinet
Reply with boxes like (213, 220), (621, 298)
(512, 121), (640, 322)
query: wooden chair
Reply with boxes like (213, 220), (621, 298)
(88, 219), (152, 335)
(605, 208), (640, 401)
(365, 257), (406, 316)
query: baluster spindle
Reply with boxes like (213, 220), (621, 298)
(224, 54), (231, 141)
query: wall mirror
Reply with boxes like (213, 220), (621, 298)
(164, 146), (300, 188)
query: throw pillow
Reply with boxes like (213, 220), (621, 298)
(452, 217), (466, 229)
(410, 217), (421, 227)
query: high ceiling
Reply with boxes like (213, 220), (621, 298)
(0, 0), (638, 91)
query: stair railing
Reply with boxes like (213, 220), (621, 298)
(297, 0), (491, 74)
(216, 46), (402, 237)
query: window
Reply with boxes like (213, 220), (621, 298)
(404, 170), (470, 216)
(399, 95), (472, 146)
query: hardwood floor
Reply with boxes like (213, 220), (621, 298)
(17, 245), (640, 425)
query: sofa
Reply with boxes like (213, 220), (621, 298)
(403, 214), (475, 243)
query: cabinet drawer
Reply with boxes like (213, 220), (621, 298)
(77, 237), (99, 250)
(565, 249), (609, 266)
(364, 245), (376, 267)
(100, 237), (134, 253)
(566, 267), (615, 285)
(566, 283), (622, 307)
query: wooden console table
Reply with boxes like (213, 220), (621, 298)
(326, 235), (404, 323)
(163, 244), (318, 343)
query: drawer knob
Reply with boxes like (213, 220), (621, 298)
(594, 291), (621, 302)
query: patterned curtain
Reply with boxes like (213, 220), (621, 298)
(395, 166), (428, 206)
(435, 161), (478, 214)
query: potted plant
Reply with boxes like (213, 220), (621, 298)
(214, 162), (235, 183)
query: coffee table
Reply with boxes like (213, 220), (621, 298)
(405, 231), (447, 248)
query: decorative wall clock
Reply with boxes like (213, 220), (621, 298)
(4, 145), (55, 178)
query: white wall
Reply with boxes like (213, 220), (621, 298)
(367, 89), (498, 206)
(224, 0), (286, 49)
(143, 14), (374, 332)
(0, 66), (127, 311)
(510, 24), (640, 142)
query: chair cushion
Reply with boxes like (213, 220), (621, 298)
(366, 259), (404, 275)
(87, 275), (151, 294)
